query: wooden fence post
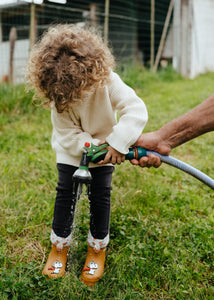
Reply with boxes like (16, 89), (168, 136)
(150, 0), (155, 69)
(104, 0), (110, 45)
(153, 0), (174, 72)
(9, 27), (17, 84)
(90, 3), (97, 27)
(29, 2), (37, 51)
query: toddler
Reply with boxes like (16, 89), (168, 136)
(27, 24), (148, 285)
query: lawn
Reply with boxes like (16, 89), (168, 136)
(0, 66), (214, 299)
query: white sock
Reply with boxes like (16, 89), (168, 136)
(87, 231), (109, 252)
(50, 230), (72, 250)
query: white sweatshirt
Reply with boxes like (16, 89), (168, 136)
(51, 72), (148, 167)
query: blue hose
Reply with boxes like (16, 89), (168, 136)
(146, 150), (214, 190)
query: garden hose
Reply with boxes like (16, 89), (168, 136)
(72, 142), (214, 200)
(145, 150), (214, 190)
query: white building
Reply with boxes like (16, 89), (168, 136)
(172, 0), (214, 78)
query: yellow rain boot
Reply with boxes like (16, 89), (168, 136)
(81, 231), (109, 286)
(42, 244), (69, 279)
(81, 246), (106, 286)
(42, 230), (72, 279)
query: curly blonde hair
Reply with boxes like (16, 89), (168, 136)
(27, 24), (115, 113)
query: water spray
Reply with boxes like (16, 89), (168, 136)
(72, 142), (214, 200)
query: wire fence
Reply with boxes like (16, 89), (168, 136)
(0, 0), (172, 83)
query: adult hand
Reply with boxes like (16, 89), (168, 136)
(130, 131), (172, 168)
(130, 153), (161, 168)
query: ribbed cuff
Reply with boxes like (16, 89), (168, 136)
(50, 230), (72, 250)
(87, 231), (109, 252)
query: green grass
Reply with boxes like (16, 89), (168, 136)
(0, 67), (214, 299)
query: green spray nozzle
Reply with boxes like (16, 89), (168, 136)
(81, 142), (147, 165)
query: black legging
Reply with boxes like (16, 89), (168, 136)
(52, 163), (114, 239)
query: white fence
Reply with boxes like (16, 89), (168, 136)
(0, 39), (29, 83)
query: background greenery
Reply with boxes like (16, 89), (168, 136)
(0, 67), (214, 299)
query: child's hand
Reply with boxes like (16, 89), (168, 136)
(97, 141), (125, 165)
